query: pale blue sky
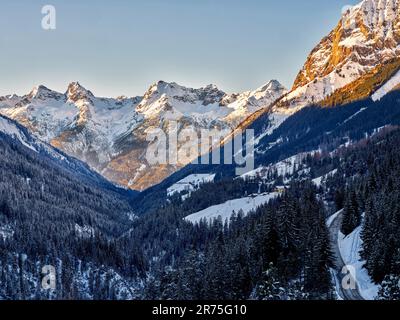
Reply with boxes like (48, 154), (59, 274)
(0, 0), (359, 97)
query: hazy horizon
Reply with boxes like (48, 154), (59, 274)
(0, 0), (359, 97)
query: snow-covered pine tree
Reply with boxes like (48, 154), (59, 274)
(341, 189), (361, 236)
(254, 263), (282, 300)
(377, 274), (400, 300)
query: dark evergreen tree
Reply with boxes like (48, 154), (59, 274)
(341, 190), (361, 236)
(378, 274), (400, 300)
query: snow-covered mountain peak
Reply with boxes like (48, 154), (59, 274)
(137, 81), (226, 118)
(144, 80), (181, 97)
(256, 80), (285, 93)
(28, 85), (43, 98)
(344, 0), (400, 28)
(338, 0), (400, 47)
(28, 85), (63, 101)
(294, 0), (400, 91)
(252, 80), (287, 100)
(221, 80), (287, 115)
(0, 94), (22, 108)
(203, 83), (219, 91)
(142, 81), (224, 102)
(66, 82), (95, 102)
(272, 0), (400, 114)
(116, 95), (129, 101)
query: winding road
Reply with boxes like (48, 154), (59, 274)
(328, 212), (364, 300)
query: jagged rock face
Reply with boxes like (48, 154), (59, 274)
(278, 0), (400, 112)
(66, 82), (95, 102)
(294, 0), (400, 89)
(0, 80), (286, 190)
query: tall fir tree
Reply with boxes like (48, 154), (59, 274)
(341, 189), (361, 236)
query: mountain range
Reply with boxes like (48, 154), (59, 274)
(1, 0), (400, 300)
(0, 80), (286, 190)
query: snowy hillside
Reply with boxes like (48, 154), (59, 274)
(184, 192), (278, 225)
(0, 114), (132, 194)
(0, 116), (140, 299)
(167, 174), (216, 198)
